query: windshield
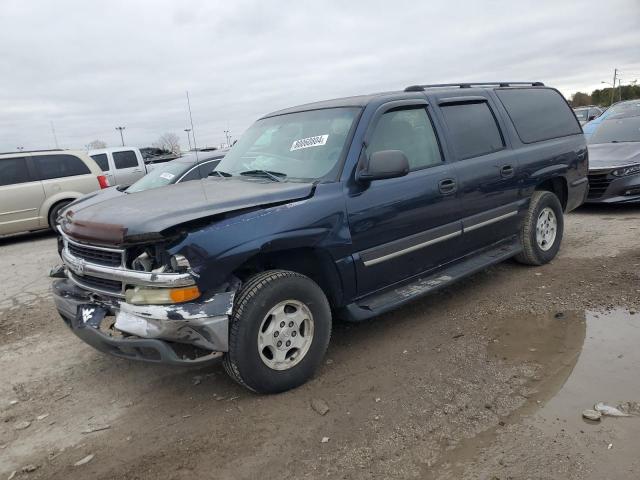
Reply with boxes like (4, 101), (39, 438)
(126, 161), (187, 193)
(609, 101), (640, 116)
(589, 115), (640, 144)
(215, 107), (360, 181)
(574, 109), (588, 121)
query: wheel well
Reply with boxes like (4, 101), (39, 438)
(535, 178), (567, 211)
(232, 248), (343, 308)
(47, 198), (74, 227)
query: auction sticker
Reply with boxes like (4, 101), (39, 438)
(290, 134), (329, 151)
(160, 172), (175, 180)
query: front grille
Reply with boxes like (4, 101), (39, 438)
(67, 242), (123, 267)
(69, 272), (123, 295)
(587, 171), (613, 199)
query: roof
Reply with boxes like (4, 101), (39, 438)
(262, 82), (545, 118)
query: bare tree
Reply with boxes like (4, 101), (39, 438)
(153, 133), (180, 154)
(86, 139), (107, 150)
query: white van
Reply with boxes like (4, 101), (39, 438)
(0, 150), (107, 236)
(88, 147), (150, 187)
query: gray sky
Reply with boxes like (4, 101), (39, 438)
(1, 0), (639, 152)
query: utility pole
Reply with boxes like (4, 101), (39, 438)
(115, 126), (126, 146)
(50, 121), (59, 149)
(224, 129), (231, 147)
(184, 128), (192, 151)
(610, 68), (617, 106)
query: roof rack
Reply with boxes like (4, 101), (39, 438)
(404, 82), (544, 92)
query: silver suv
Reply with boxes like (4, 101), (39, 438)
(0, 150), (107, 236)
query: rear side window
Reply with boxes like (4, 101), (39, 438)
(496, 88), (581, 143)
(0, 157), (32, 186)
(441, 102), (504, 159)
(113, 150), (138, 169)
(90, 153), (109, 171)
(33, 154), (91, 180)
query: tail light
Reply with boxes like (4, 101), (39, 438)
(97, 175), (110, 189)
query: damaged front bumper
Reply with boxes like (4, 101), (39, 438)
(52, 279), (234, 366)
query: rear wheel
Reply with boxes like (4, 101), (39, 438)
(48, 200), (71, 230)
(223, 270), (331, 393)
(515, 191), (564, 265)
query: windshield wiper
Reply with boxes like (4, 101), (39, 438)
(239, 169), (286, 182)
(208, 170), (233, 178)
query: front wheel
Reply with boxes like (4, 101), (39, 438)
(223, 270), (332, 393)
(515, 190), (564, 266)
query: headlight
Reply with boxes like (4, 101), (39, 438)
(125, 285), (201, 305)
(612, 164), (640, 177)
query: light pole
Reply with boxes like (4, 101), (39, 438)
(115, 126), (126, 146)
(224, 129), (231, 147)
(184, 128), (192, 151)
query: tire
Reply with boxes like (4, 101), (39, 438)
(514, 190), (564, 266)
(48, 200), (71, 230)
(223, 270), (332, 394)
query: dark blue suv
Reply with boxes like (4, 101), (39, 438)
(52, 82), (588, 393)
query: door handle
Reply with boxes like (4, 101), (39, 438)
(500, 165), (514, 178)
(438, 178), (457, 195)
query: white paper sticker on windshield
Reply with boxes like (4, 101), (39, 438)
(160, 172), (175, 180)
(290, 134), (329, 151)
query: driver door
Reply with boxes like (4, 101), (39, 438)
(346, 103), (462, 296)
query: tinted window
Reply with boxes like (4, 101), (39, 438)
(90, 153), (109, 171)
(496, 88), (581, 143)
(368, 107), (442, 170)
(0, 157), (32, 186)
(180, 159), (222, 182)
(33, 154), (90, 180)
(441, 102), (504, 159)
(113, 150), (138, 169)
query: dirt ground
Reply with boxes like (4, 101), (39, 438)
(1, 205), (639, 480)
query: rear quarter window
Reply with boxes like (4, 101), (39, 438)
(496, 88), (581, 143)
(0, 157), (32, 186)
(33, 154), (91, 180)
(90, 153), (109, 171)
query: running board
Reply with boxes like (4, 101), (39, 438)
(343, 237), (521, 322)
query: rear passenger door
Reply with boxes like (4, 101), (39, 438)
(112, 150), (144, 186)
(436, 96), (523, 254)
(0, 156), (45, 234)
(346, 102), (462, 295)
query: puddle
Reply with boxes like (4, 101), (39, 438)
(439, 308), (640, 478)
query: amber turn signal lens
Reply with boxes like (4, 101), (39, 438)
(169, 285), (201, 303)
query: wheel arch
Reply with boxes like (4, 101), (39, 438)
(535, 176), (568, 211)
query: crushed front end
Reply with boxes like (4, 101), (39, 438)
(51, 229), (235, 365)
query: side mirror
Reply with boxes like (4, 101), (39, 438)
(588, 115), (596, 121)
(357, 150), (410, 182)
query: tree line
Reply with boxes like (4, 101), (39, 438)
(570, 83), (640, 107)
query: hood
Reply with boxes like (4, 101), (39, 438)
(62, 178), (314, 245)
(588, 142), (640, 169)
(64, 186), (125, 211)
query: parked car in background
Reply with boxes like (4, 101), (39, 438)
(64, 150), (228, 211)
(89, 147), (157, 187)
(586, 110), (640, 204)
(583, 99), (640, 138)
(0, 150), (107, 236)
(52, 82), (587, 393)
(573, 105), (603, 125)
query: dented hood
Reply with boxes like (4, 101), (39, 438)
(588, 142), (640, 169)
(62, 177), (314, 245)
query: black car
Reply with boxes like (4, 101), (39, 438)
(586, 111), (640, 204)
(51, 82), (587, 393)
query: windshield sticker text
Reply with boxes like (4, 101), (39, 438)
(290, 134), (329, 151)
(160, 172), (175, 180)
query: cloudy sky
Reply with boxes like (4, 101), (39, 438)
(1, 0), (639, 152)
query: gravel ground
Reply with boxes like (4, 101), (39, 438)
(1, 204), (639, 480)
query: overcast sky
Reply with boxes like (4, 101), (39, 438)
(1, 0), (639, 152)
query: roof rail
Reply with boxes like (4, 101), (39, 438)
(404, 82), (544, 92)
(0, 148), (64, 155)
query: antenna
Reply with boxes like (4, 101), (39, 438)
(186, 91), (199, 161)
